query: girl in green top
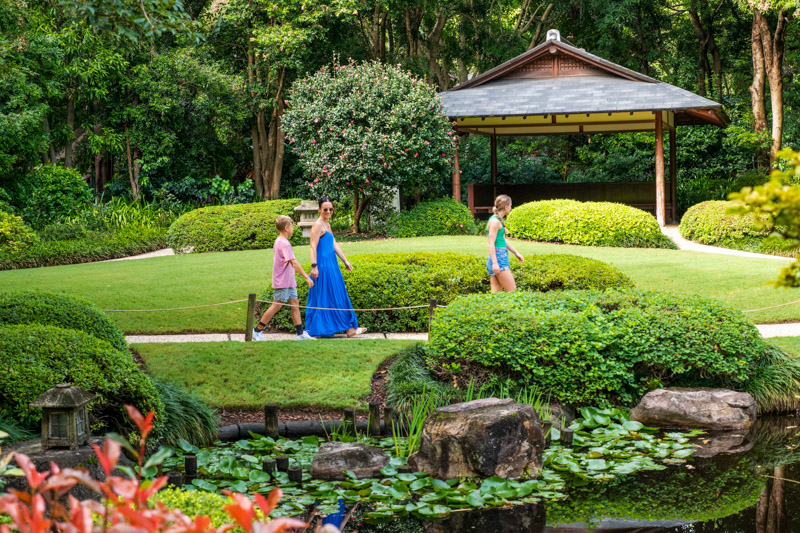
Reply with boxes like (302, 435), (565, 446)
(486, 194), (524, 292)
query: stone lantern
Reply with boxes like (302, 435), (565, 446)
(293, 200), (319, 238)
(30, 383), (95, 450)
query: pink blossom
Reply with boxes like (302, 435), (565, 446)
(350, 120), (353, 124)
(311, 140), (316, 144)
(314, 178), (319, 183)
(346, 182), (350, 185)
(314, 118), (319, 123)
(415, 152), (418, 156)
(404, 148), (408, 152)
(366, 179), (369, 183)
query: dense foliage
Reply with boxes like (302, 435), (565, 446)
(0, 211), (38, 253)
(0, 290), (127, 351)
(679, 200), (795, 255)
(10, 166), (94, 228)
(268, 252), (633, 332)
(166, 199), (302, 253)
(505, 200), (676, 249)
(283, 60), (455, 232)
(386, 198), (476, 238)
(0, 324), (164, 434)
(153, 379), (219, 447)
(426, 289), (778, 407)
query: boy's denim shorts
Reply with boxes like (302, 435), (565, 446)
(486, 247), (511, 276)
(273, 287), (298, 302)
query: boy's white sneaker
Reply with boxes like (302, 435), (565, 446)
(296, 330), (316, 340)
(252, 329), (266, 341)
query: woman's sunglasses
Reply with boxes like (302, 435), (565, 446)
(322, 207), (334, 213)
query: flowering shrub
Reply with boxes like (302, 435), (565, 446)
(283, 59), (455, 232)
(0, 405), (321, 533)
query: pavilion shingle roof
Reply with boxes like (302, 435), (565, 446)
(438, 75), (722, 118)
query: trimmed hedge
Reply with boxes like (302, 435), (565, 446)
(387, 198), (476, 238)
(267, 252), (633, 332)
(505, 199), (676, 249)
(166, 199), (302, 253)
(0, 211), (38, 253)
(679, 200), (797, 256)
(427, 289), (774, 407)
(151, 489), (234, 528)
(0, 227), (166, 270)
(0, 324), (164, 433)
(0, 290), (127, 351)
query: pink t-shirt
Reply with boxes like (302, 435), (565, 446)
(272, 236), (296, 288)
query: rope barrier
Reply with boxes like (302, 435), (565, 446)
(105, 299), (248, 313)
(256, 299), (430, 312)
(742, 299), (800, 313)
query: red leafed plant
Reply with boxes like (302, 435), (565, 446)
(0, 405), (326, 533)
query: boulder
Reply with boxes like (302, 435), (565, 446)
(408, 398), (545, 480)
(2, 437), (133, 501)
(311, 441), (390, 480)
(630, 388), (757, 430)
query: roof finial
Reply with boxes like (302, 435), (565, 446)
(546, 29), (561, 42)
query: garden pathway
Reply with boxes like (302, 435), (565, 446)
(104, 248), (175, 261)
(661, 225), (793, 261)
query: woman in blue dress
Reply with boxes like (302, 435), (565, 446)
(306, 198), (367, 338)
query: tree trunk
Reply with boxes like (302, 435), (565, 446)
(757, 8), (787, 159)
(351, 189), (370, 233)
(750, 9), (768, 168)
(125, 128), (140, 202)
(64, 96), (76, 168)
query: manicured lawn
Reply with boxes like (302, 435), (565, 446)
(769, 336), (800, 356)
(2, 236), (799, 333)
(133, 339), (417, 410)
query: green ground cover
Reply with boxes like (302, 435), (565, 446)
(133, 339), (417, 409)
(1, 236), (798, 333)
(768, 336), (800, 355)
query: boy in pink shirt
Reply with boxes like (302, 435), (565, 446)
(253, 216), (315, 340)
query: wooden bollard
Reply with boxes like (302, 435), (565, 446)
(167, 471), (183, 488)
(264, 404), (279, 438)
(561, 428), (574, 448)
(262, 458), (276, 476)
(184, 455), (197, 480)
(276, 456), (289, 472)
(368, 403), (381, 437)
(428, 298), (438, 331)
(382, 407), (394, 436)
(245, 293), (256, 341)
(343, 408), (356, 434)
(288, 466), (303, 488)
(541, 420), (552, 448)
(398, 466), (411, 474)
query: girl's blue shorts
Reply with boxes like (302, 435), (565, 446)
(487, 247), (511, 276)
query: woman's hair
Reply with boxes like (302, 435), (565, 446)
(492, 195), (512, 216)
(318, 197), (333, 209)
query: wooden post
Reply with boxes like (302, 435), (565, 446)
(167, 471), (183, 488)
(561, 428), (574, 448)
(276, 456), (289, 472)
(262, 458), (276, 476)
(541, 420), (552, 448)
(654, 111), (666, 227)
(490, 135), (498, 199)
(343, 408), (356, 433)
(669, 126), (677, 223)
(368, 402), (381, 437)
(428, 298), (437, 332)
(288, 465), (303, 488)
(264, 404), (279, 438)
(184, 455), (197, 481)
(245, 293), (256, 341)
(452, 136), (461, 202)
(382, 406), (394, 436)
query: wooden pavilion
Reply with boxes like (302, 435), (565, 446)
(438, 29), (728, 226)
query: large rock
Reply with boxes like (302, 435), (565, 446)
(2, 437), (133, 501)
(311, 441), (390, 480)
(630, 388), (757, 430)
(408, 398), (545, 480)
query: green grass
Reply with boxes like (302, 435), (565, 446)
(1, 236), (799, 333)
(769, 336), (800, 355)
(133, 340), (417, 410)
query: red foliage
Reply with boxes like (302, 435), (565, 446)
(0, 405), (324, 533)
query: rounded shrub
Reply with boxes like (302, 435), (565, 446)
(150, 489), (234, 528)
(0, 324), (164, 433)
(679, 200), (795, 255)
(0, 291), (127, 351)
(427, 289), (773, 407)
(387, 198), (476, 238)
(505, 199), (676, 249)
(166, 199), (302, 253)
(0, 211), (38, 253)
(22, 165), (93, 228)
(268, 252), (633, 332)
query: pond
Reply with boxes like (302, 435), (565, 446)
(354, 416), (800, 532)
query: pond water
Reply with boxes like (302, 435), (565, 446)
(356, 416), (800, 533)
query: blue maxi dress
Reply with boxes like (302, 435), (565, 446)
(305, 231), (359, 337)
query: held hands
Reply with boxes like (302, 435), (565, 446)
(305, 276), (314, 288)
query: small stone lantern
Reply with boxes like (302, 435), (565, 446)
(31, 384), (95, 450)
(293, 200), (319, 238)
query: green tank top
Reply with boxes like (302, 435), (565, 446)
(487, 215), (507, 248)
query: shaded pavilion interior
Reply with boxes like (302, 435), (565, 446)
(438, 30), (728, 226)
